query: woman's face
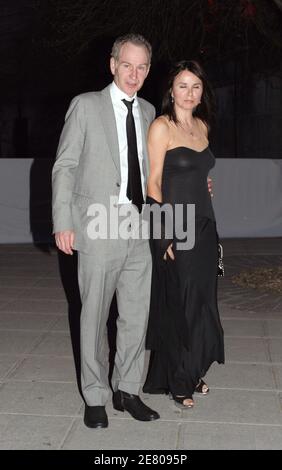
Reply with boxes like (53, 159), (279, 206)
(171, 69), (203, 111)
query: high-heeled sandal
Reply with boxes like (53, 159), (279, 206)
(195, 379), (209, 395)
(169, 393), (194, 409)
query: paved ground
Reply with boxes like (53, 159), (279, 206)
(0, 238), (281, 450)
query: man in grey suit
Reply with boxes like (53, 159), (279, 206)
(52, 34), (159, 428)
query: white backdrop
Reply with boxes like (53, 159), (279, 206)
(0, 158), (282, 243)
(0, 159), (34, 243)
(210, 159), (282, 237)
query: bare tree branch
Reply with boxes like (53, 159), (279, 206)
(273, 0), (282, 11)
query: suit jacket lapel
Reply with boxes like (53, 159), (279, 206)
(100, 86), (121, 176)
(100, 85), (150, 182)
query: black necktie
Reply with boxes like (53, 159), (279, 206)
(122, 99), (144, 213)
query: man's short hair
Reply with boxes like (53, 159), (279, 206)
(111, 34), (152, 63)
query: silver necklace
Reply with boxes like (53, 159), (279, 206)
(180, 121), (195, 137)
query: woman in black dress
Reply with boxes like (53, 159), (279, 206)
(143, 61), (224, 409)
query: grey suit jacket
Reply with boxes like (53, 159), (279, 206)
(52, 84), (155, 254)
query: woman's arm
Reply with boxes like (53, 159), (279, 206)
(147, 117), (170, 202)
(197, 118), (213, 197)
(146, 117), (175, 260)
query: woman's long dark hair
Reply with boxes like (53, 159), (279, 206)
(162, 60), (215, 132)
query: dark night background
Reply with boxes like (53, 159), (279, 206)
(0, 0), (281, 402)
(1, 0), (282, 160)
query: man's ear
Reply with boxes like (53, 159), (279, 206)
(145, 64), (151, 78)
(110, 57), (116, 76)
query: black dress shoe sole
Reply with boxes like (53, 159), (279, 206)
(84, 418), (108, 429)
(113, 404), (159, 421)
(133, 414), (160, 421)
(126, 412), (159, 421)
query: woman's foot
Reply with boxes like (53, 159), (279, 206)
(172, 395), (194, 409)
(195, 379), (209, 395)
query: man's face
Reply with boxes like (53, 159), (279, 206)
(110, 42), (150, 97)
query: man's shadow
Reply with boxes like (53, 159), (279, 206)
(57, 251), (118, 399)
(29, 159), (118, 399)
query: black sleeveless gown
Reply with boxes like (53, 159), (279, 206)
(143, 146), (224, 398)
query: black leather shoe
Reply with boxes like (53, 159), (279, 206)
(84, 405), (108, 428)
(113, 390), (160, 421)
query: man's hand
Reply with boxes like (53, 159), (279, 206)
(207, 177), (213, 197)
(55, 230), (75, 255)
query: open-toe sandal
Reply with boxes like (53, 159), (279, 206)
(195, 379), (209, 395)
(172, 395), (194, 409)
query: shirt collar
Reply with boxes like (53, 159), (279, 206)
(110, 81), (138, 107)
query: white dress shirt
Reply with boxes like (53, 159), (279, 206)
(110, 81), (145, 205)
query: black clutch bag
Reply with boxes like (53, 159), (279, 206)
(217, 243), (225, 277)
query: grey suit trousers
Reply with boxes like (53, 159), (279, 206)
(78, 226), (152, 406)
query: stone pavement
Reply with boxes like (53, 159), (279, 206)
(0, 238), (281, 450)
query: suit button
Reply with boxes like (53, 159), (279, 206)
(116, 182), (120, 187)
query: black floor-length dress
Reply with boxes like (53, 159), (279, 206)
(143, 146), (224, 399)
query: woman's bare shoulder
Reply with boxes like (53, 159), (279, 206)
(149, 115), (170, 139)
(196, 117), (208, 137)
(151, 115), (170, 129)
